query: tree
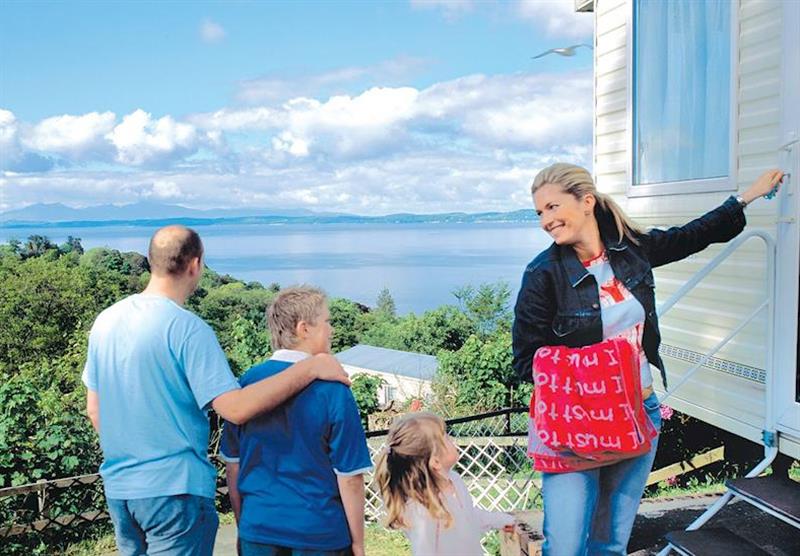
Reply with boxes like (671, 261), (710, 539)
(227, 315), (271, 376)
(22, 235), (56, 259)
(375, 287), (396, 318)
(0, 256), (103, 368)
(58, 236), (84, 256)
(434, 329), (531, 413)
(359, 305), (474, 355)
(329, 297), (367, 352)
(350, 373), (385, 429)
(452, 281), (512, 337)
(79, 247), (125, 273)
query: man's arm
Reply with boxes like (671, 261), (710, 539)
(86, 389), (99, 432)
(336, 474), (365, 556)
(212, 353), (350, 425)
(226, 462), (242, 524)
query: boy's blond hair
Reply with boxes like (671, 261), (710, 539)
(374, 412), (454, 530)
(267, 286), (327, 351)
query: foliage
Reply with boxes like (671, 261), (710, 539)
(360, 305), (474, 355)
(0, 255), (103, 368)
(452, 281), (512, 338)
(375, 287), (397, 318)
(227, 315), (271, 376)
(350, 373), (385, 428)
(435, 330), (530, 413)
(329, 297), (368, 352)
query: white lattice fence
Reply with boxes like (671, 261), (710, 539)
(364, 409), (542, 522)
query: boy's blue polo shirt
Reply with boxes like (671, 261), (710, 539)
(220, 350), (372, 550)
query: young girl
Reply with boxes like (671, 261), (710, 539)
(375, 412), (514, 555)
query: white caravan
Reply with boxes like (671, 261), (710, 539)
(577, 0), (800, 461)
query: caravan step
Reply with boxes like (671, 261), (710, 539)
(664, 528), (770, 556)
(726, 476), (800, 527)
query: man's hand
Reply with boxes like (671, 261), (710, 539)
(310, 353), (351, 386)
(351, 542), (365, 556)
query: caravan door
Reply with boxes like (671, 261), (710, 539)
(775, 0), (800, 441)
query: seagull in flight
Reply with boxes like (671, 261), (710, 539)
(532, 44), (593, 59)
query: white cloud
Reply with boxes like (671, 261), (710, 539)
(271, 131), (310, 157)
(23, 111), (116, 158)
(146, 179), (184, 199)
(2, 67), (592, 213)
(234, 56), (429, 105)
(0, 109), (20, 161)
(516, 0), (593, 39)
(200, 19), (226, 43)
(189, 107), (281, 131)
(107, 109), (200, 166)
(417, 72), (593, 148)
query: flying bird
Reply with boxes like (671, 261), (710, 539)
(531, 44), (593, 59)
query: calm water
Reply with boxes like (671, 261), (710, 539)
(0, 222), (552, 314)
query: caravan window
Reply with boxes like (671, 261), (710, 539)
(632, 0), (733, 195)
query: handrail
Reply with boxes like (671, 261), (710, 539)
(654, 229), (779, 556)
(656, 229), (776, 434)
(657, 229), (774, 317)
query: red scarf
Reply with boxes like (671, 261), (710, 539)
(527, 337), (658, 473)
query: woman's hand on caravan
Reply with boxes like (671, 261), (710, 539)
(741, 168), (784, 204)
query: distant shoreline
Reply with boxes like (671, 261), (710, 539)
(0, 211), (540, 229)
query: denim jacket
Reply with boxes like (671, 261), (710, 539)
(512, 196), (746, 388)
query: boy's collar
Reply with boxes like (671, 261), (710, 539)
(270, 349), (312, 363)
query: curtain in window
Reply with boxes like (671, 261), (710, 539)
(634, 0), (731, 185)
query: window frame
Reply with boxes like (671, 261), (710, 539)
(626, 0), (739, 198)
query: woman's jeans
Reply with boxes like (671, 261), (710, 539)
(541, 393), (662, 556)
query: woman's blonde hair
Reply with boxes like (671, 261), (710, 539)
(374, 412), (455, 530)
(267, 286), (327, 351)
(531, 163), (643, 244)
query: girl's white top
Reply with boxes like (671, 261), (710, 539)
(403, 470), (514, 555)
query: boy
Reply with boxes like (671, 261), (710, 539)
(221, 286), (371, 556)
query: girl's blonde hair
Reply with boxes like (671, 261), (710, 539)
(531, 163), (643, 244)
(374, 412), (454, 530)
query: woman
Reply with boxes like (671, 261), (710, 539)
(511, 163), (783, 555)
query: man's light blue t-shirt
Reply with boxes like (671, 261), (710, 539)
(82, 294), (240, 500)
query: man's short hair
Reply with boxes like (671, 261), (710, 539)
(148, 226), (204, 276)
(268, 286), (327, 351)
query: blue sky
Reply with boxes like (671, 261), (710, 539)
(0, 0), (593, 214)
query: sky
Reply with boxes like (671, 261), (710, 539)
(0, 0), (594, 215)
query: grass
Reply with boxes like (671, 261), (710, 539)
(59, 522), (412, 556)
(61, 531), (116, 556)
(364, 523), (411, 556)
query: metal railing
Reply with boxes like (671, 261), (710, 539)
(656, 230), (776, 415)
(654, 229), (780, 555)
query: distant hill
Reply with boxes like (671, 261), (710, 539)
(0, 202), (330, 223)
(0, 202), (538, 228)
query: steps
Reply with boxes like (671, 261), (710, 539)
(726, 476), (800, 528)
(663, 476), (800, 555)
(664, 528), (770, 556)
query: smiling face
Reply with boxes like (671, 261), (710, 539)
(533, 182), (597, 247)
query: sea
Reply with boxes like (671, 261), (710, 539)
(0, 221), (552, 314)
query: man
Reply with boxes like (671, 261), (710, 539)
(83, 225), (350, 556)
